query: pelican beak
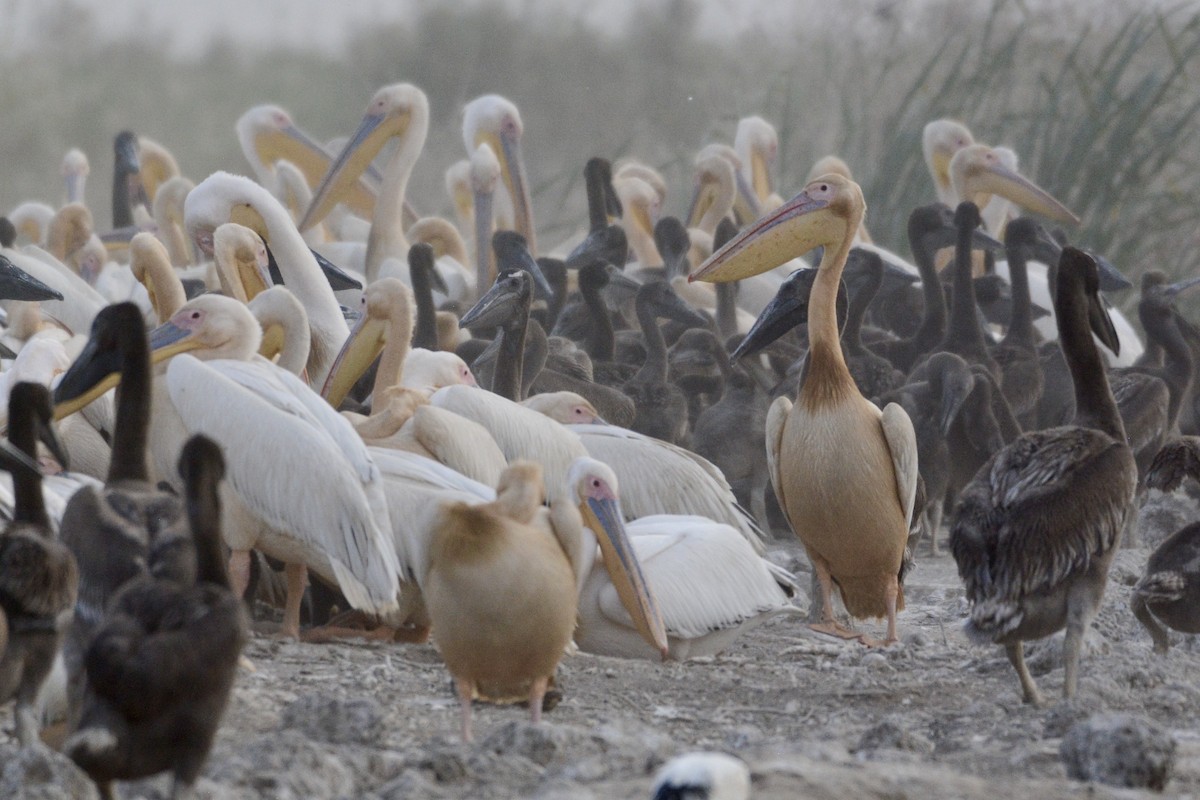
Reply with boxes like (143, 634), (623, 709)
(53, 336), (123, 420)
(0, 254), (64, 302)
(300, 108), (410, 231)
(685, 178), (716, 230)
(473, 182), (496, 286)
(321, 309), (386, 406)
(959, 156), (1079, 225)
(581, 495), (669, 659)
(971, 228), (1005, 252)
(732, 170), (762, 226)
(690, 187), (837, 283)
(258, 321), (287, 362)
(1163, 274), (1200, 298)
(255, 124), (377, 220)
(148, 320), (206, 363)
(939, 368), (974, 436)
(1095, 255), (1132, 292)
(309, 248), (363, 292)
(1062, 248), (1120, 355)
(931, 149), (953, 195)
(492, 234), (553, 299)
(38, 418), (70, 473)
(729, 273), (812, 362)
(750, 150), (772, 204)
(0, 440), (42, 483)
(477, 128), (536, 253)
(0, 341), (16, 360)
(461, 273), (524, 330)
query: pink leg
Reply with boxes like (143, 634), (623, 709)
(278, 563), (307, 640)
(807, 559), (859, 640)
(529, 676), (549, 725)
(457, 678), (475, 742)
(228, 549), (252, 601)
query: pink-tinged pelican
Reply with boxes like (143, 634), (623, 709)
(299, 84), (430, 284)
(735, 116), (782, 211)
(426, 458), (666, 741)
(463, 95), (537, 254)
(691, 174), (918, 646)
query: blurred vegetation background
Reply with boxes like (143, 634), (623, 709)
(2, 0), (1198, 308)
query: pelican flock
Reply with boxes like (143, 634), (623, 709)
(0, 48), (1196, 799)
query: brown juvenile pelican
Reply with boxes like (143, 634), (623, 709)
(990, 217), (1048, 427)
(950, 248), (1136, 705)
(66, 435), (246, 799)
(0, 383), (76, 746)
(692, 174), (918, 645)
(1135, 438), (1200, 653)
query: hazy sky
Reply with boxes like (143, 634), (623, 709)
(3, 0), (820, 58)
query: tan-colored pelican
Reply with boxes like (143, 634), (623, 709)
(150, 175), (196, 268)
(691, 174), (918, 646)
(425, 458), (666, 741)
(463, 94), (537, 254)
(129, 232), (186, 323)
(300, 84), (430, 284)
(950, 143), (1078, 229)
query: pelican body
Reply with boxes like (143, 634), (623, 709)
(691, 175), (917, 645)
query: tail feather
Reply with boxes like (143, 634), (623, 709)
(1133, 571), (1187, 604)
(965, 599), (1022, 644)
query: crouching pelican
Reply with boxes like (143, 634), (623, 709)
(690, 174), (918, 646)
(426, 458), (666, 741)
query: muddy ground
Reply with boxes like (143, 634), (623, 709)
(3, 490), (1199, 799)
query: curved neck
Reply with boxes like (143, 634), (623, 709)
(716, 282), (738, 339)
(908, 228), (947, 357)
(8, 403), (49, 530)
(1001, 245), (1035, 351)
(473, 191), (496, 301)
(1149, 309), (1194, 425)
(633, 294), (667, 384)
(1059, 284), (1124, 440)
(113, 165), (134, 229)
(844, 270), (880, 355)
(945, 218), (993, 363)
(410, 264), (439, 351)
(493, 297), (530, 401)
(625, 215), (661, 267)
(147, 254), (187, 321)
(580, 277), (614, 362)
(109, 327), (152, 484)
(365, 122), (427, 283)
(800, 237), (858, 408)
(585, 162), (608, 232)
(187, 461), (229, 588)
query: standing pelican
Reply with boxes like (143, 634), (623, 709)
(299, 84), (430, 283)
(463, 95), (537, 254)
(426, 458), (665, 741)
(950, 249), (1135, 705)
(690, 175), (917, 646)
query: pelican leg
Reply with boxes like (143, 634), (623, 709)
(1131, 595), (1170, 655)
(528, 676), (549, 725)
(1062, 616), (1086, 700)
(228, 549), (252, 602)
(456, 677), (475, 742)
(1006, 642), (1043, 706)
(926, 503), (943, 558)
(14, 697), (39, 748)
(807, 558), (859, 640)
(279, 563), (307, 640)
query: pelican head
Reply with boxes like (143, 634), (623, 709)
(53, 303), (146, 419)
(521, 391), (604, 424)
(1059, 248), (1120, 355)
(730, 267), (848, 363)
(566, 457), (669, 659)
(735, 116), (779, 204)
(300, 83), (430, 231)
(0, 253), (63, 303)
(463, 94), (536, 252)
(61, 148), (90, 205)
(213, 222), (271, 303)
(321, 277), (414, 405)
(922, 119), (975, 203)
(691, 174), (864, 283)
(148, 294), (262, 364)
(236, 105), (377, 219)
(950, 144), (1078, 225)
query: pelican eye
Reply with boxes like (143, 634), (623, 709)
(190, 311), (201, 320)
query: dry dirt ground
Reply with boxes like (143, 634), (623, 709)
(3, 491), (1200, 799)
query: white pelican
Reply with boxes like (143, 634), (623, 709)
(150, 175), (196, 268)
(922, 118), (975, 206)
(139, 294), (403, 637)
(7, 202), (55, 246)
(300, 84), (430, 284)
(469, 143), (501, 295)
(735, 116), (782, 211)
(692, 174), (918, 646)
(136, 135), (181, 204)
(235, 104), (378, 219)
(61, 149), (90, 207)
(463, 94), (537, 254)
(184, 171), (352, 387)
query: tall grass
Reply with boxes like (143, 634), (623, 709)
(1, 0), (1198, 306)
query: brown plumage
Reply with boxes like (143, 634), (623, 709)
(1132, 437), (1200, 654)
(66, 435), (247, 800)
(0, 382), (78, 746)
(425, 461), (579, 742)
(950, 248), (1136, 706)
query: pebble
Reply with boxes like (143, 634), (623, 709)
(1060, 713), (1176, 791)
